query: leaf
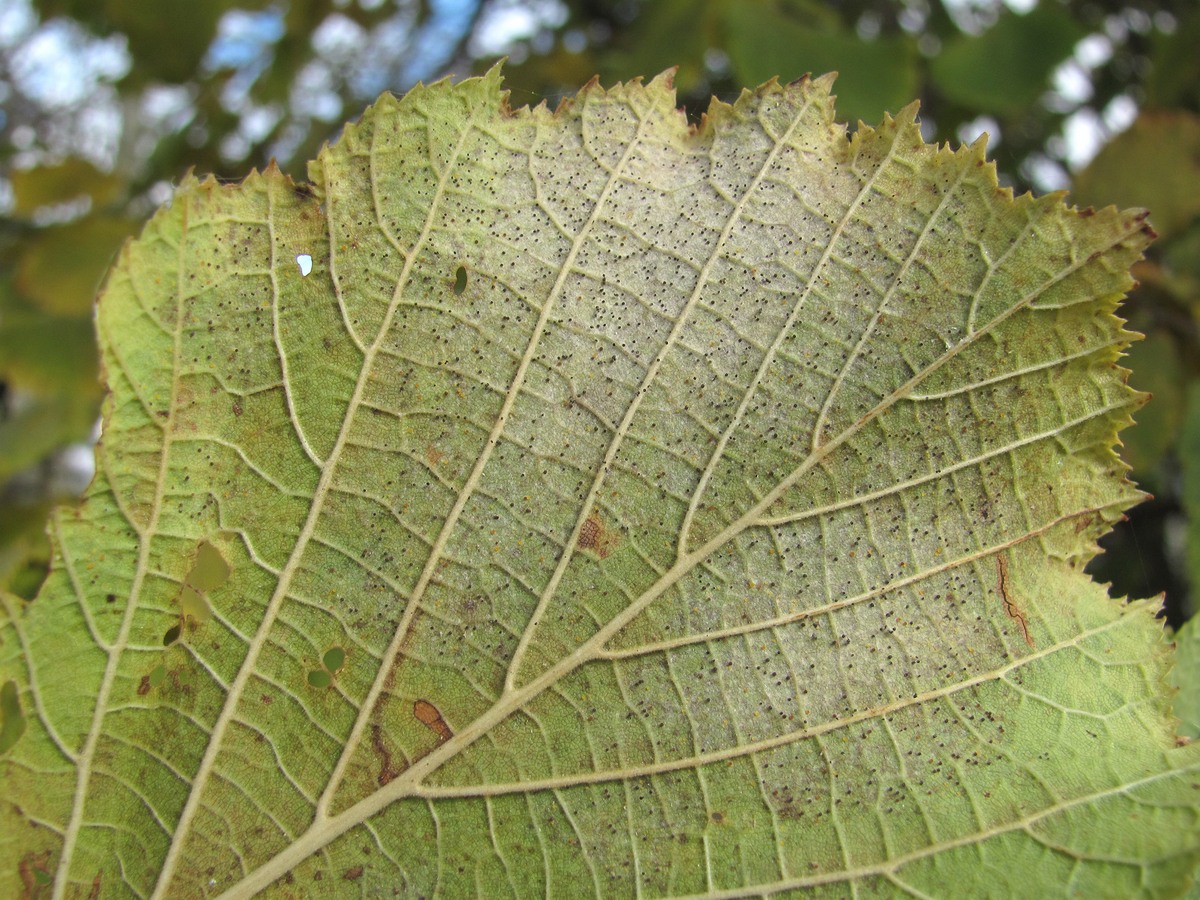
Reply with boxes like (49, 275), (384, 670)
(1073, 112), (1200, 240)
(1146, 7), (1200, 110)
(38, 0), (241, 85)
(1114, 329), (1184, 486)
(723, 3), (918, 127)
(9, 159), (124, 218)
(14, 216), (140, 317)
(3, 69), (1199, 897)
(1175, 614), (1200, 740)
(1182, 384), (1200, 621)
(930, 5), (1085, 116)
(0, 279), (102, 492)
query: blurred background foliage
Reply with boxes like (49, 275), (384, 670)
(1, 0), (1197, 640)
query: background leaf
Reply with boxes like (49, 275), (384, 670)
(1175, 613), (1200, 739)
(930, 4), (1085, 116)
(1, 69), (1198, 899)
(723, 1), (918, 126)
(1072, 112), (1200, 241)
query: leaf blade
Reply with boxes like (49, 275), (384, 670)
(3, 70), (1197, 899)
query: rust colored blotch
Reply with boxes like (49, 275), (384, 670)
(18, 850), (51, 897)
(372, 722), (401, 786)
(88, 873), (102, 900)
(137, 675), (152, 696)
(413, 699), (452, 740)
(577, 514), (617, 559)
(996, 553), (1035, 648)
(425, 444), (445, 467)
(343, 866), (363, 882)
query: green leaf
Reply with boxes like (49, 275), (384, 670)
(724, 3), (918, 126)
(0, 281), (102, 490)
(3, 70), (1198, 897)
(1073, 112), (1200, 240)
(1182, 384), (1200, 621)
(1115, 329), (1184, 486)
(930, 5), (1085, 115)
(15, 216), (139, 316)
(38, 0), (246, 85)
(0, 504), (53, 599)
(1146, 7), (1200, 109)
(9, 159), (124, 218)
(1175, 614), (1200, 740)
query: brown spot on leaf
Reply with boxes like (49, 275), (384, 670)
(577, 514), (618, 559)
(18, 850), (51, 898)
(88, 873), (101, 900)
(232, 401), (242, 417)
(343, 866), (363, 882)
(372, 723), (402, 786)
(413, 699), (452, 740)
(137, 675), (152, 696)
(996, 553), (1034, 648)
(425, 444), (444, 467)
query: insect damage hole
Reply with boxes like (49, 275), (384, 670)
(296, 253), (313, 276)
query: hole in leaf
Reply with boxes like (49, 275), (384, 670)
(0, 680), (27, 755)
(323, 647), (345, 672)
(453, 265), (468, 295)
(163, 622), (182, 646)
(296, 253), (313, 276)
(307, 669), (332, 689)
(149, 664), (166, 688)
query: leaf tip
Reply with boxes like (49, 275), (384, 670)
(649, 67), (678, 92)
(808, 71), (838, 93)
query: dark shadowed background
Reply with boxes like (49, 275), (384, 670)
(1, 0), (1197, 636)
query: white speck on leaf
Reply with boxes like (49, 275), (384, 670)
(296, 253), (312, 276)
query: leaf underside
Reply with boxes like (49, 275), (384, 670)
(2, 68), (1198, 898)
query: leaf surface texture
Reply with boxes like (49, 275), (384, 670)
(3, 70), (1198, 898)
